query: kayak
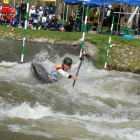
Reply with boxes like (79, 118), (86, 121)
(31, 62), (52, 83)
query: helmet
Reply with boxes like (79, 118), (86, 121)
(63, 57), (73, 66)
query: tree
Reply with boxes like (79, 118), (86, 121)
(36, 1), (41, 9)
(56, 0), (63, 19)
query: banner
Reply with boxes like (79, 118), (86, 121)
(4, 0), (9, 4)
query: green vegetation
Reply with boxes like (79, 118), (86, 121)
(0, 26), (140, 72)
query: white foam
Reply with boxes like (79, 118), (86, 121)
(87, 124), (140, 140)
(1, 102), (54, 119)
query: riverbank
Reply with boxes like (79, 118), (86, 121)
(0, 26), (140, 74)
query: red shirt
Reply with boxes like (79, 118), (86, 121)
(8, 8), (16, 16)
(8, 16), (14, 22)
(2, 5), (9, 14)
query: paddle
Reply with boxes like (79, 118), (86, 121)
(72, 55), (84, 87)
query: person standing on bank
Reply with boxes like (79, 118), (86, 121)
(104, 5), (114, 32)
(93, 9), (98, 31)
(49, 2), (56, 19)
(74, 2), (83, 32)
(20, 0), (27, 21)
(114, 5), (124, 32)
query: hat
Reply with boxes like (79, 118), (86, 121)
(44, 5), (46, 7)
(32, 5), (34, 8)
(108, 5), (112, 8)
(39, 7), (42, 9)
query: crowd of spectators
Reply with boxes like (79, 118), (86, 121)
(0, 1), (139, 34)
(0, 1), (59, 30)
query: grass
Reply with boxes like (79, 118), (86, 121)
(0, 25), (140, 70)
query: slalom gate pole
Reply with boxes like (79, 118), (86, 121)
(72, 5), (89, 87)
(104, 16), (114, 69)
(21, 0), (29, 63)
(12, 19), (14, 36)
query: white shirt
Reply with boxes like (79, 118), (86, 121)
(29, 9), (36, 17)
(39, 10), (43, 17)
(107, 10), (111, 17)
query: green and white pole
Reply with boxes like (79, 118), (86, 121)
(79, 6), (89, 58)
(73, 5), (89, 87)
(21, 0), (29, 63)
(104, 16), (114, 69)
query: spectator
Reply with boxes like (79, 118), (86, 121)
(43, 5), (46, 16)
(3, 12), (8, 25)
(0, 13), (5, 24)
(50, 16), (57, 28)
(114, 5), (124, 32)
(64, 16), (74, 32)
(0, 3), (2, 14)
(45, 6), (50, 17)
(104, 5), (114, 32)
(27, 16), (33, 28)
(74, 2), (83, 32)
(13, 18), (18, 27)
(9, 5), (12, 8)
(9, 5), (16, 16)
(93, 9), (98, 31)
(7, 14), (14, 26)
(21, 14), (26, 28)
(45, 14), (50, 29)
(39, 7), (43, 17)
(138, 16), (140, 35)
(32, 15), (38, 29)
(0, 3), (2, 17)
(15, 4), (20, 22)
(2, 3), (9, 15)
(50, 2), (56, 15)
(21, 0), (27, 21)
(29, 5), (36, 17)
(36, 15), (42, 29)
(0, 3), (2, 12)
(49, 2), (56, 19)
(42, 14), (46, 23)
(35, 9), (39, 16)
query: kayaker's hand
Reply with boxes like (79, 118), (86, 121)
(82, 51), (86, 56)
(71, 76), (77, 80)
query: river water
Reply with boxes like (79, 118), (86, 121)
(0, 39), (140, 140)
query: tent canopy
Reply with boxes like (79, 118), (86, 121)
(100, 0), (140, 6)
(64, 0), (111, 7)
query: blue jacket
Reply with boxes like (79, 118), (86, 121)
(45, 10), (50, 16)
(11, 19), (18, 27)
(49, 6), (56, 14)
(14, 19), (18, 27)
(45, 18), (50, 26)
(16, 8), (20, 15)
